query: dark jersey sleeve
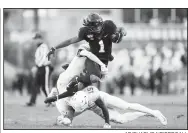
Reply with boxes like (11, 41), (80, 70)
(103, 20), (117, 35)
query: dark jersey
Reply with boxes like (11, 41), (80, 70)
(78, 20), (117, 65)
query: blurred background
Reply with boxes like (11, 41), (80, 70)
(4, 9), (187, 97)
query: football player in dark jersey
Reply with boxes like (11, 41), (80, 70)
(45, 13), (126, 103)
(47, 13), (126, 63)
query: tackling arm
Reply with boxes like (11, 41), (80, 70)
(47, 36), (83, 60)
(95, 98), (110, 124)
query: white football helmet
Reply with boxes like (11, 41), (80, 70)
(67, 91), (89, 113)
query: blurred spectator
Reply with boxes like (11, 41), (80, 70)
(149, 18), (160, 27)
(12, 73), (25, 95)
(183, 18), (187, 27)
(114, 65), (127, 95)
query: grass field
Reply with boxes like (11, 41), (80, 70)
(3, 91), (187, 129)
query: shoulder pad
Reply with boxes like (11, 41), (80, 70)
(78, 27), (87, 39)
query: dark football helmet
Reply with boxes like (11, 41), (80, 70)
(83, 13), (103, 33)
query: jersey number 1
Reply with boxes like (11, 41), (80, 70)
(99, 40), (105, 53)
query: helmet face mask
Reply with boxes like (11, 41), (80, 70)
(90, 24), (103, 33)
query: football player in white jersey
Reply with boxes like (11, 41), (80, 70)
(49, 86), (167, 128)
(45, 43), (112, 128)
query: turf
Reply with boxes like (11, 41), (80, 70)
(3, 92), (187, 129)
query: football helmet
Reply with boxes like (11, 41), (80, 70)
(83, 13), (103, 33)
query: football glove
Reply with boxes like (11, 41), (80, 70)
(112, 27), (126, 43)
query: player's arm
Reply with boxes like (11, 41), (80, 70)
(105, 20), (126, 43)
(54, 27), (86, 49)
(55, 36), (82, 49)
(95, 98), (110, 125)
(47, 28), (85, 59)
(111, 27), (127, 43)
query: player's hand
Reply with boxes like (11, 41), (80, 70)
(46, 47), (56, 60)
(44, 95), (58, 104)
(118, 27), (127, 36)
(111, 27), (126, 43)
(103, 123), (111, 128)
(101, 65), (108, 75)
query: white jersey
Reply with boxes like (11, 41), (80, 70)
(35, 43), (51, 67)
(82, 86), (100, 108)
(65, 86), (101, 113)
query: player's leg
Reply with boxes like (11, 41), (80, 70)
(44, 59), (102, 104)
(91, 106), (147, 124)
(100, 92), (167, 125)
(55, 99), (75, 126)
(54, 81), (83, 126)
(54, 80), (74, 126)
(46, 79), (75, 126)
(66, 58), (101, 90)
(109, 109), (148, 124)
(44, 72), (76, 103)
(45, 57), (103, 105)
